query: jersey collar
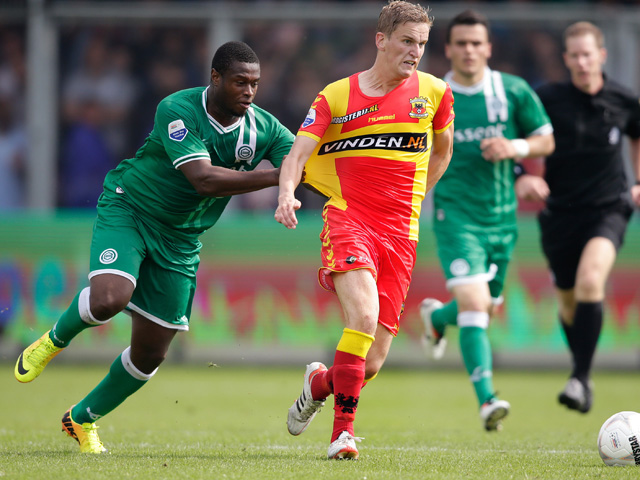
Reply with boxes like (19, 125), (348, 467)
(202, 86), (243, 134)
(444, 67), (491, 96)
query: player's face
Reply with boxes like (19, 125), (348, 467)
(379, 22), (430, 80)
(563, 34), (606, 93)
(445, 24), (492, 83)
(211, 61), (260, 120)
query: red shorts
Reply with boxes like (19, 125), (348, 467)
(318, 206), (417, 336)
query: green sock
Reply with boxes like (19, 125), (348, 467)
(459, 326), (495, 407)
(50, 291), (91, 348)
(72, 352), (148, 424)
(431, 300), (458, 334)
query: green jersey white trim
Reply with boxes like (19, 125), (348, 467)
(101, 86), (294, 241)
(435, 69), (552, 228)
(202, 87), (242, 134)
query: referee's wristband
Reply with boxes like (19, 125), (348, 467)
(510, 138), (531, 158)
(513, 163), (528, 181)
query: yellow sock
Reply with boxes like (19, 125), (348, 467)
(336, 327), (375, 358)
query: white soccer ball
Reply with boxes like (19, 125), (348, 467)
(597, 411), (640, 466)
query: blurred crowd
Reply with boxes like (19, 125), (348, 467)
(0, 17), (573, 211)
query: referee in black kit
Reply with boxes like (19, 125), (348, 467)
(515, 21), (640, 413)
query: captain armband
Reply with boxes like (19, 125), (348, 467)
(510, 138), (531, 158)
(513, 162), (528, 181)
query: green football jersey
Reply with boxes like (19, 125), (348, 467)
(434, 68), (552, 228)
(102, 86), (294, 239)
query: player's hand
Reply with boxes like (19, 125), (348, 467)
(631, 184), (640, 207)
(275, 194), (302, 229)
(480, 137), (516, 162)
(515, 174), (550, 202)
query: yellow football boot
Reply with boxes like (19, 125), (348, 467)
(62, 407), (108, 454)
(15, 331), (63, 383)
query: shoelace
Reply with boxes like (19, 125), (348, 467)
(337, 433), (364, 445)
(299, 398), (323, 420)
(81, 423), (105, 450)
(26, 340), (59, 364)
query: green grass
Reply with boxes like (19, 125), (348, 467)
(1, 364), (639, 479)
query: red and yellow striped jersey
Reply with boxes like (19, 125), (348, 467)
(299, 71), (454, 241)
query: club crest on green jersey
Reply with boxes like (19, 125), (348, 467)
(235, 108), (257, 165)
(409, 96), (430, 119)
(99, 248), (118, 264)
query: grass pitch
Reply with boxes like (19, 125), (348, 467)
(1, 363), (639, 479)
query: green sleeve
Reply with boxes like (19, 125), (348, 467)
(514, 78), (552, 137)
(155, 97), (210, 169)
(264, 119), (294, 168)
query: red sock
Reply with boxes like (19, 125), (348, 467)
(311, 368), (333, 401)
(330, 350), (365, 442)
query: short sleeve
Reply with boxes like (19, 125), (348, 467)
(297, 93), (332, 142)
(155, 97), (210, 169)
(433, 83), (455, 133)
(514, 79), (553, 137)
(265, 120), (295, 168)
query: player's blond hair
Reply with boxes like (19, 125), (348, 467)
(377, 0), (433, 36)
(563, 21), (605, 50)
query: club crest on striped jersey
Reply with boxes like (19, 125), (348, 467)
(168, 119), (188, 141)
(408, 96), (430, 119)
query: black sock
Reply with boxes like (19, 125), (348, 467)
(570, 301), (603, 384)
(560, 314), (576, 356)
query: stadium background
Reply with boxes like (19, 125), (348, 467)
(0, 0), (639, 369)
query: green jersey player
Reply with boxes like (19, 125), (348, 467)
(419, 10), (554, 431)
(14, 41), (294, 453)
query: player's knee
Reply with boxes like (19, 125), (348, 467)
(456, 296), (492, 314)
(90, 290), (130, 320)
(575, 271), (605, 301)
(349, 315), (378, 336)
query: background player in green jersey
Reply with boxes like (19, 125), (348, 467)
(419, 10), (555, 431)
(14, 41), (294, 453)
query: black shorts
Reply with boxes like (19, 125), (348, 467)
(538, 200), (633, 290)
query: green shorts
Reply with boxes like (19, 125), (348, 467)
(433, 223), (517, 301)
(89, 194), (201, 330)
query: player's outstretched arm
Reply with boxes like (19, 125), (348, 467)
(179, 159), (280, 197)
(275, 135), (318, 229)
(426, 126), (454, 194)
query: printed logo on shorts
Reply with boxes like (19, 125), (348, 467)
(450, 258), (470, 277)
(115, 186), (124, 194)
(346, 255), (357, 264)
(302, 108), (316, 128)
(168, 119), (188, 142)
(99, 248), (118, 265)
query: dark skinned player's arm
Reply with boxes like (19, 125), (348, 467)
(179, 159), (280, 197)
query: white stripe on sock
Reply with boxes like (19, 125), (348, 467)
(121, 346), (157, 381)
